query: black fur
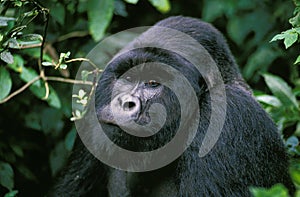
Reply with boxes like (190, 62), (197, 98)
(49, 16), (295, 196)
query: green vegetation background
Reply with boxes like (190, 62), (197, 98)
(0, 0), (299, 196)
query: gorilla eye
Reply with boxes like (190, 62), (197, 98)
(145, 80), (160, 88)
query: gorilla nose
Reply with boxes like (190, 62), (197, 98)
(122, 101), (136, 111)
(120, 95), (140, 114)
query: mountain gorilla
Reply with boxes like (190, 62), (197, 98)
(50, 16), (295, 196)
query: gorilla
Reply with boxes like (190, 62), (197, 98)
(49, 16), (295, 196)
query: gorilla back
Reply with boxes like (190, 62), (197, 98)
(50, 16), (295, 196)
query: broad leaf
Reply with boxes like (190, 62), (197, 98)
(0, 51), (14, 64)
(255, 95), (282, 107)
(0, 162), (14, 191)
(148, 0), (171, 13)
(87, 0), (114, 41)
(0, 16), (15, 27)
(263, 74), (298, 108)
(7, 55), (24, 73)
(49, 141), (68, 176)
(0, 67), (12, 100)
(124, 0), (139, 4)
(283, 32), (298, 49)
(250, 184), (288, 197)
(20, 67), (61, 108)
(294, 54), (300, 64)
(65, 128), (77, 151)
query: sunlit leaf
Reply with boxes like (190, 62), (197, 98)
(294, 54), (300, 64)
(17, 34), (43, 46)
(0, 50), (14, 64)
(256, 95), (282, 107)
(0, 16), (15, 27)
(148, 0), (171, 13)
(42, 62), (54, 67)
(270, 33), (286, 42)
(250, 184), (288, 197)
(124, 0), (139, 4)
(283, 32), (298, 49)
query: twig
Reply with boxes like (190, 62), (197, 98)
(0, 76), (41, 104)
(19, 43), (42, 49)
(65, 58), (99, 70)
(57, 31), (90, 42)
(45, 76), (94, 85)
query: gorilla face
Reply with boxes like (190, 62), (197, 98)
(98, 68), (164, 128)
(95, 48), (192, 152)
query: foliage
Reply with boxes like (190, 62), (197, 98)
(252, 0), (300, 196)
(250, 184), (289, 197)
(0, 0), (299, 196)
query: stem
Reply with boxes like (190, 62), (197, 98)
(0, 76), (41, 104)
(45, 76), (94, 85)
(65, 58), (99, 70)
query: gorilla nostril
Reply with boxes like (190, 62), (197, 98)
(123, 101), (136, 111)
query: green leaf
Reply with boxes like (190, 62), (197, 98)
(16, 164), (36, 181)
(50, 3), (65, 25)
(65, 128), (77, 151)
(81, 70), (90, 81)
(124, 0), (139, 4)
(227, 9), (273, 45)
(283, 32), (298, 49)
(289, 12), (300, 27)
(59, 64), (67, 69)
(42, 62), (54, 67)
(41, 108), (64, 135)
(263, 73), (299, 108)
(0, 67), (12, 100)
(16, 34), (43, 48)
(49, 141), (68, 176)
(115, 0), (128, 17)
(0, 51), (14, 64)
(0, 162), (14, 191)
(87, 0), (114, 41)
(243, 46), (279, 81)
(250, 184), (289, 197)
(294, 54), (300, 64)
(202, 0), (226, 22)
(10, 144), (24, 157)
(270, 33), (286, 42)
(20, 67), (41, 87)
(0, 16), (15, 27)
(148, 0), (171, 13)
(47, 86), (62, 109)
(4, 190), (18, 197)
(24, 111), (42, 131)
(20, 67), (61, 108)
(7, 55), (24, 73)
(255, 95), (282, 107)
(5, 38), (19, 49)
